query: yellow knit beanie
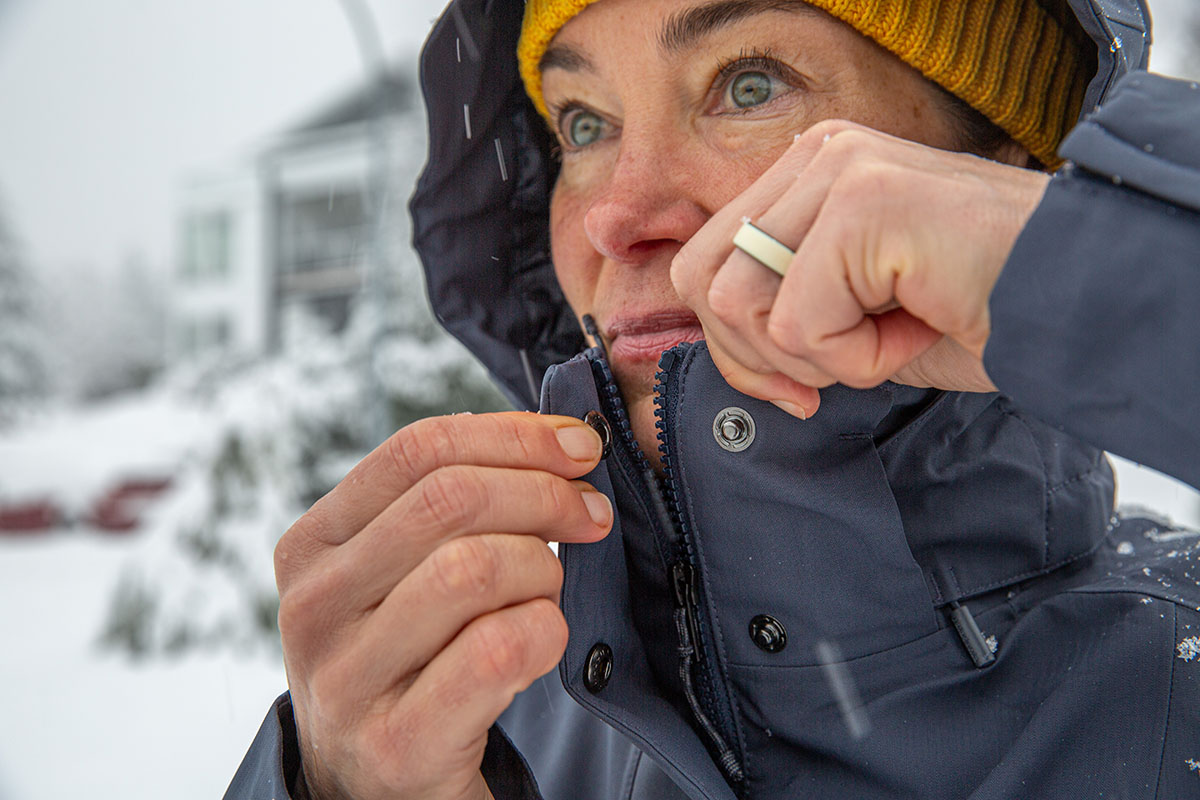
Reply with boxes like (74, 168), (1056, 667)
(517, 0), (1092, 168)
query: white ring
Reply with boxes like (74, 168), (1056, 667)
(732, 220), (795, 277)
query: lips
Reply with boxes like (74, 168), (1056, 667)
(606, 311), (705, 363)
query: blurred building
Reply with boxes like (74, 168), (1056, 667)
(170, 71), (414, 360)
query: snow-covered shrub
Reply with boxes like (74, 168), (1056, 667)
(100, 299), (508, 658)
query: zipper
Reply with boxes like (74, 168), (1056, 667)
(653, 346), (746, 785)
(584, 345), (745, 786)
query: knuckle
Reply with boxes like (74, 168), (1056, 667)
(494, 413), (537, 463)
(277, 577), (320, 643)
(707, 271), (741, 322)
(415, 467), (481, 531)
(466, 615), (528, 685)
(670, 248), (700, 298)
(803, 119), (847, 145)
(766, 315), (804, 354)
(535, 474), (572, 525)
(386, 417), (456, 482)
(524, 599), (570, 669)
(277, 557), (354, 645)
(429, 536), (498, 597)
(274, 510), (330, 585)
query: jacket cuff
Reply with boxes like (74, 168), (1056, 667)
(984, 72), (1200, 489)
(223, 693), (542, 800)
(223, 692), (303, 799)
(1057, 71), (1200, 211)
(482, 723), (545, 800)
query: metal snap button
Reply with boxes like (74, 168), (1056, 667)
(749, 615), (787, 653)
(713, 407), (755, 452)
(584, 642), (613, 693)
(583, 411), (612, 458)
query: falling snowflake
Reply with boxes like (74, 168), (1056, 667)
(985, 635), (998, 655)
(1177, 637), (1200, 663)
(1187, 758), (1200, 772)
(1116, 541), (1134, 555)
(1141, 597), (1154, 605)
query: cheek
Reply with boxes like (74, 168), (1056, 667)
(549, 184), (599, 312)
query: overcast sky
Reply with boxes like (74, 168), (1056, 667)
(0, 0), (452, 273)
(0, 0), (1195, 276)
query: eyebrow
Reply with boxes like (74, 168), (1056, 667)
(658, 0), (817, 54)
(540, 42), (595, 74)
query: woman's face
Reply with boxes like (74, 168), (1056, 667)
(541, 0), (967, 453)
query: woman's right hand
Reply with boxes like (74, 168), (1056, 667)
(274, 412), (611, 800)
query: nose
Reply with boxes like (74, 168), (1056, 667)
(582, 134), (709, 264)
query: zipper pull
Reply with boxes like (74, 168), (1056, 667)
(671, 561), (704, 663)
(949, 601), (996, 668)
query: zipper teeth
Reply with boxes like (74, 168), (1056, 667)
(653, 344), (746, 785)
(587, 347), (652, 474)
(652, 345), (694, 557)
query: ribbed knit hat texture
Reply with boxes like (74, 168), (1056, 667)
(517, 0), (1092, 168)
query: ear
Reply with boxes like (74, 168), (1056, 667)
(992, 138), (1041, 171)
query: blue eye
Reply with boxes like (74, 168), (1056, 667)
(563, 109), (607, 148)
(729, 71), (774, 108)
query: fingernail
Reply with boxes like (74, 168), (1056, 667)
(581, 491), (613, 526)
(557, 425), (601, 461)
(772, 400), (808, 420)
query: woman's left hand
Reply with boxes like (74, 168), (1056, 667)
(670, 120), (1051, 419)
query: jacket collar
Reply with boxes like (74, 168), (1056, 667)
(549, 343), (1113, 653)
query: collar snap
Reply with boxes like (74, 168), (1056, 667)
(584, 642), (613, 692)
(714, 407), (755, 452)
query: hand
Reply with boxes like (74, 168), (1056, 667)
(274, 413), (611, 800)
(671, 119), (1051, 419)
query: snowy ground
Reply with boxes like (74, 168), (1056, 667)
(0, 533), (285, 800)
(0, 391), (1197, 800)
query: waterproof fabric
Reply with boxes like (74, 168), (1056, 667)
(225, 1), (1200, 798)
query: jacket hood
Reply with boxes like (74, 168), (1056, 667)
(410, 0), (1151, 409)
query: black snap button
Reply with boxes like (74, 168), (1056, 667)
(583, 411), (613, 458)
(584, 642), (613, 693)
(749, 615), (787, 653)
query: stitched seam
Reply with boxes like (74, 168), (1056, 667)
(944, 534), (1108, 603)
(1046, 448), (1106, 494)
(998, 407), (1053, 570)
(1152, 603), (1177, 798)
(622, 749), (643, 800)
(1082, 119), (1200, 177)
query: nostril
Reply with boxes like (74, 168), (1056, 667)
(625, 239), (682, 261)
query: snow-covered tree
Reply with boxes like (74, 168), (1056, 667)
(39, 252), (167, 401)
(0, 193), (50, 426)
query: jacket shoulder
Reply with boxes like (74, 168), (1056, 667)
(1078, 509), (1200, 610)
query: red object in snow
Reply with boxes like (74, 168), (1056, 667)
(85, 476), (175, 533)
(0, 499), (61, 534)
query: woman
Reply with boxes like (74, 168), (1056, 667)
(228, 1), (1200, 798)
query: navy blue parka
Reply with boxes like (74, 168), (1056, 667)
(227, 1), (1200, 797)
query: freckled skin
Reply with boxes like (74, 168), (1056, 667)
(541, 0), (971, 460)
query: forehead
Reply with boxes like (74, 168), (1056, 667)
(543, 0), (822, 67)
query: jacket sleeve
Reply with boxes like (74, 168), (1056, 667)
(983, 71), (1200, 491)
(223, 693), (303, 800)
(223, 693), (544, 800)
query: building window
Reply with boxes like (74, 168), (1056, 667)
(182, 211), (233, 281)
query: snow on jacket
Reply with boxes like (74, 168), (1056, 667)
(226, 0), (1200, 797)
